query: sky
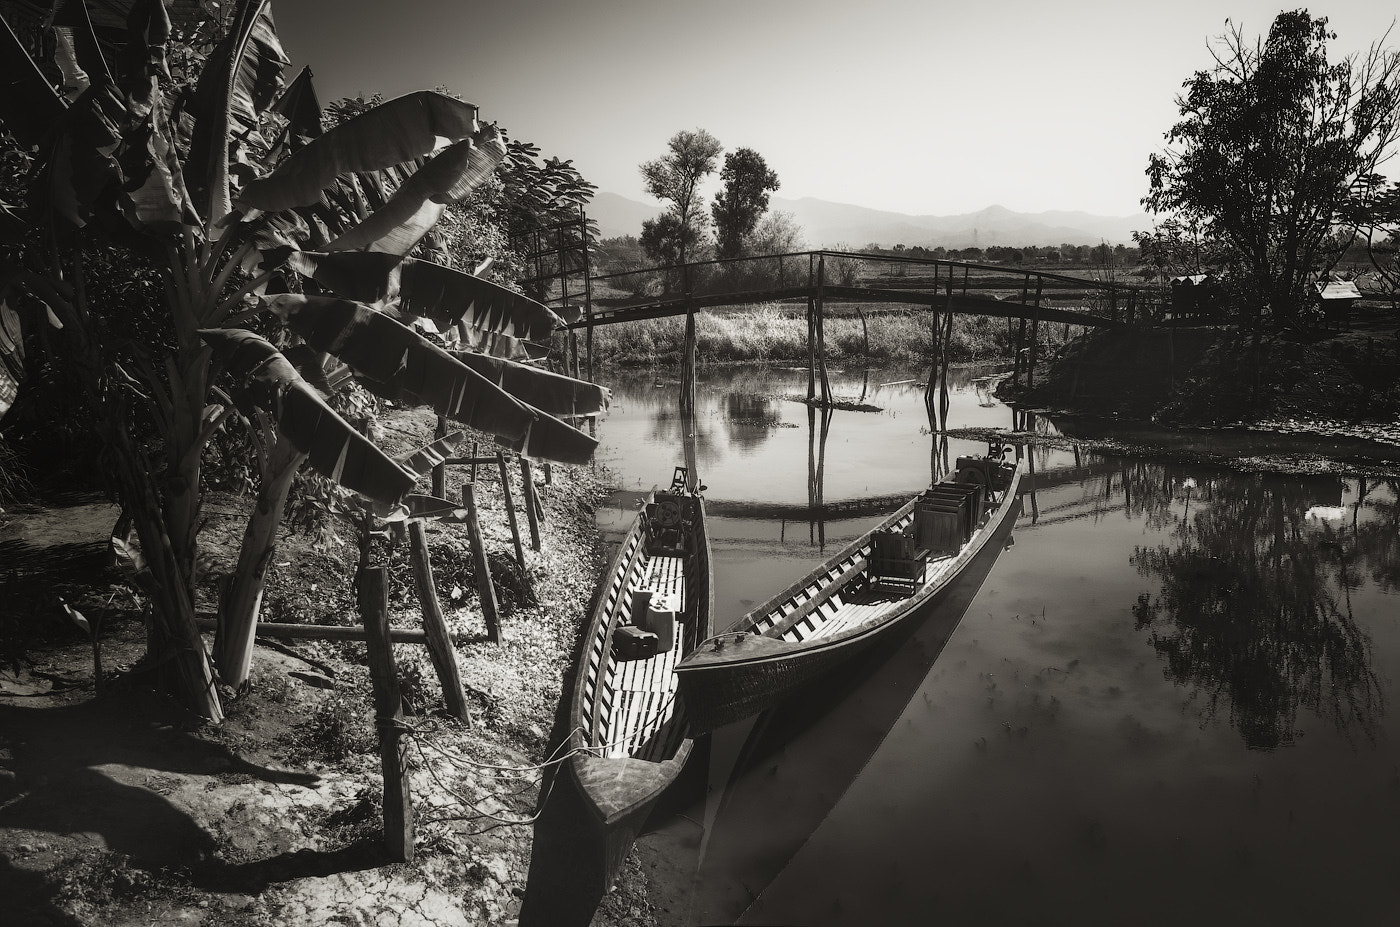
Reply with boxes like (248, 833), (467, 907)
(276, 0), (1400, 219)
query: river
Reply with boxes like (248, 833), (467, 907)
(590, 362), (1400, 927)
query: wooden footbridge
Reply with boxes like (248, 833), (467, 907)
(524, 241), (1157, 407)
(578, 250), (1150, 331)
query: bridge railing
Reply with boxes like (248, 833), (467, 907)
(585, 250), (1159, 322)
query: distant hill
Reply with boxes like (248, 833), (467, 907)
(589, 192), (663, 240)
(588, 191), (1150, 248)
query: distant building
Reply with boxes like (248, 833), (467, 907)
(1316, 278), (1361, 330)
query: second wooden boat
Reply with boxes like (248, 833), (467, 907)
(675, 447), (1023, 733)
(565, 468), (714, 890)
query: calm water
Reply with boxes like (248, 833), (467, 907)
(592, 364), (1400, 927)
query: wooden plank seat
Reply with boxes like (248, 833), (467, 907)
(595, 552), (690, 758)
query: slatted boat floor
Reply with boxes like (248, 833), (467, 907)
(778, 551), (961, 644)
(599, 554), (687, 759)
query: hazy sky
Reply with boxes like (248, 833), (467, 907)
(276, 0), (1399, 218)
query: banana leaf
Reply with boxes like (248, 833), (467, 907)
(289, 251), (562, 338)
(400, 257), (560, 338)
(187, 0), (289, 232)
(398, 431), (466, 480)
(42, 83), (125, 228)
(496, 401), (597, 465)
(237, 91), (482, 212)
(0, 16), (65, 148)
(267, 63), (322, 158)
(324, 130), (507, 255)
(451, 351), (609, 417)
(286, 250), (402, 303)
(456, 325), (543, 361)
(200, 328), (416, 504)
(119, 94), (201, 233)
(264, 294), (535, 441)
(50, 0), (112, 102)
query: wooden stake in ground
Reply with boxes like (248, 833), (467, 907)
(358, 565), (414, 863)
(496, 452), (529, 578)
(462, 483), (502, 643)
(519, 456), (542, 551)
(407, 520), (472, 726)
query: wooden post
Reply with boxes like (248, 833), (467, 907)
(407, 520), (471, 726)
(1014, 316), (1027, 385)
(431, 415), (447, 500)
(585, 222), (595, 382)
(470, 441), (479, 484)
(520, 457), (542, 551)
(358, 566), (414, 862)
(815, 255), (830, 405)
(680, 263), (697, 411)
(461, 483), (502, 643)
(807, 254), (816, 402)
(543, 461), (553, 485)
(496, 452), (528, 576)
(1028, 306), (1040, 390)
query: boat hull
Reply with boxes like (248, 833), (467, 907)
(563, 486), (713, 891)
(677, 461), (1023, 732)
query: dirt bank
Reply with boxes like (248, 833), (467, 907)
(0, 408), (657, 926)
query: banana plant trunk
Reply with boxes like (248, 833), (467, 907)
(105, 422), (225, 723)
(216, 436), (309, 690)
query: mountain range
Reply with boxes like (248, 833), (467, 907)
(588, 191), (1151, 249)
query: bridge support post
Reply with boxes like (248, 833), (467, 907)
(806, 254), (816, 402)
(1028, 305), (1040, 390)
(815, 255), (830, 405)
(584, 253), (595, 382)
(680, 264), (697, 412)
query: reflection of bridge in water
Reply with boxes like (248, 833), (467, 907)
(705, 459), (1123, 523)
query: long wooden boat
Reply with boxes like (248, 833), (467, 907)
(565, 470), (713, 890)
(675, 448), (1023, 733)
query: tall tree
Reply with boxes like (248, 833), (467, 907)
(1144, 11), (1400, 329)
(711, 147), (779, 260)
(639, 128), (722, 266)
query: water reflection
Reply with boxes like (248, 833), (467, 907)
(806, 405), (833, 549)
(1128, 467), (1387, 750)
(724, 394), (782, 453)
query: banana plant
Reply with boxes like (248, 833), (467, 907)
(0, 1), (605, 709)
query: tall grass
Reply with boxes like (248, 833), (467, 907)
(586, 302), (1048, 366)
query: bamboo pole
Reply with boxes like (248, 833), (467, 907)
(431, 415), (447, 500)
(496, 452), (528, 576)
(585, 209), (595, 383)
(461, 483), (502, 643)
(408, 520), (471, 725)
(807, 254), (816, 402)
(815, 255), (830, 405)
(520, 457), (542, 551)
(359, 565), (414, 862)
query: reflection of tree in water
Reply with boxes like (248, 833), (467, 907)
(1129, 470), (1386, 751)
(650, 408), (723, 470)
(725, 393), (782, 452)
(1351, 478), (1400, 593)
